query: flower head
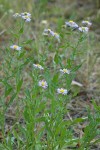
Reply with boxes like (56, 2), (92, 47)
(57, 88), (68, 95)
(21, 12), (31, 17)
(38, 80), (48, 89)
(78, 27), (89, 33)
(33, 64), (44, 70)
(49, 30), (55, 36)
(41, 20), (48, 25)
(13, 13), (21, 18)
(65, 20), (78, 29)
(60, 68), (70, 74)
(54, 32), (60, 42)
(10, 45), (21, 51)
(22, 15), (31, 22)
(43, 29), (60, 42)
(43, 28), (52, 36)
(13, 12), (31, 22)
(43, 29), (50, 36)
(82, 21), (92, 27)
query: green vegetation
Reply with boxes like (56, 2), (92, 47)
(0, 0), (100, 149)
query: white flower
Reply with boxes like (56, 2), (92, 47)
(82, 21), (92, 27)
(13, 12), (31, 21)
(22, 15), (31, 22)
(38, 80), (48, 89)
(60, 68), (70, 74)
(33, 64), (44, 70)
(65, 20), (78, 29)
(49, 30), (55, 36)
(21, 12), (31, 17)
(13, 13), (21, 18)
(43, 28), (51, 35)
(54, 32), (60, 42)
(57, 88), (68, 95)
(78, 27), (89, 33)
(43, 29), (60, 42)
(10, 45), (21, 51)
(41, 20), (48, 25)
(49, 31), (60, 42)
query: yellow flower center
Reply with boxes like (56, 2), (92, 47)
(48, 29), (51, 32)
(41, 82), (45, 86)
(25, 16), (29, 18)
(60, 89), (64, 93)
(82, 27), (85, 30)
(85, 21), (89, 23)
(13, 45), (18, 49)
(69, 20), (73, 23)
(37, 64), (41, 67)
(63, 69), (68, 73)
(54, 32), (58, 36)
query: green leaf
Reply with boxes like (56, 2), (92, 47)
(23, 39), (33, 44)
(5, 93), (17, 110)
(92, 100), (100, 112)
(25, 89), (31, 99)
(5, 83), (13, 97)
(12, 33), (19, 38)
(19, 27), (24, 34)
(71, 64), (82, 72)
(17, 78), (23, 93)
(23, 108), (30, 122)
(54, 52), (61, 64)
(0, 79), (3, 83)
(71, 117), (87, 125)
(35, 143), (42, 150)
(67, 58), (72, 68)
(52, 74), (59, 83)
(17, 51), (25, 59)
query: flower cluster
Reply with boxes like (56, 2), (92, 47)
(38, 79), (68, 95)
(13, 12), (31, 22)
(10, 15), (87, 96)
(65, 20), (92, 33)
(36, 66), (70, 95)
(43, 29), (60, 42)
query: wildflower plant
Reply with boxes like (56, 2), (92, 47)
(0, 8), (99, 150)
